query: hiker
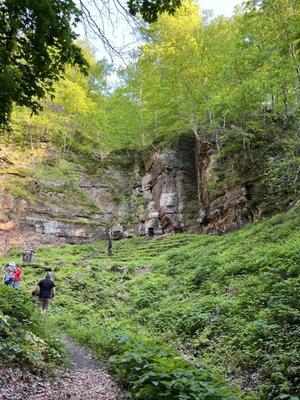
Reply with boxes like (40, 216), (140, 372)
(108, 239), (113, 257)
(3, 262), (16, 286)
(11, 265), (23, 289)
(36, 272), (56, 314)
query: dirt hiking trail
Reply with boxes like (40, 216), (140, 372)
(29, 337), (123, 400)
(0, 337), (123, 400)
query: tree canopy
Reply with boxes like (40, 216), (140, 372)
(128, 0), (181, 22)
(0, 0), (88, 128)
(0, 0), (182, 128)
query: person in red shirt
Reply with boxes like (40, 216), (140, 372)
(12, 266), (23, 289)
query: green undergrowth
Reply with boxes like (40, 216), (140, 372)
(0, 285), (65, 374)
(20, 206), (300, 399)
(63, 323), (236, 399)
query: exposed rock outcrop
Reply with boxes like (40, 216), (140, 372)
(0, 135), (263, 251)
(202, 187), (254, 233)
(195, 137), (261, 233)
(131, 138), (198, 236)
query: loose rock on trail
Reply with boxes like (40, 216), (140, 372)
(0, 338), (122, 400)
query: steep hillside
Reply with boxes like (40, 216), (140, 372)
(18, 205), (300, 399)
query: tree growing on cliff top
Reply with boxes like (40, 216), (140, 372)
(0, 0), (182, 129)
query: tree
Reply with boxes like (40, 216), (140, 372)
(128, 0), (181, 22)
(0, 0), (182, 129)
(11, 49), (109, 158)
(0, 0), (88, 128)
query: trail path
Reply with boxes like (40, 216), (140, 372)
(29, 337), (123, 400)
(0, 337), (123, 400)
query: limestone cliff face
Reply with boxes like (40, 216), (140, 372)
(130, 143), (198, 237)
(0, 178), (108, 251)
(0, 136), (262, 251)
(195, 137), (261, 233)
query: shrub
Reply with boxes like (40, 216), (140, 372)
(0, 286), (63, 373)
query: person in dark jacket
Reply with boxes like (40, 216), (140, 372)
(36, 273), (56, 314)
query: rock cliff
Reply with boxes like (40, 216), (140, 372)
(0, 135), (262, 251)
(195, 137), (261, 233)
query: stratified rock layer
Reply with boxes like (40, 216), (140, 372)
(0, 135), (261, 251)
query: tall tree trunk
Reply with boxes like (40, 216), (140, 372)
(189, 116), (206, 224)
(289, 43), (300, 86)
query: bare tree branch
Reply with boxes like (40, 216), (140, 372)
(77, 0), (143, 65)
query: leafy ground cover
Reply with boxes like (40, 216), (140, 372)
(0, 285), (64, 373)
(16, 205), (300, 399)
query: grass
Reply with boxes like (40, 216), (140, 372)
(4, 205), (299, 399)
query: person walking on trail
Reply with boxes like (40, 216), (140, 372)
(108, 239), (113, 257)
(36, 273), (56, 314)
(3, 262), (16, 286)
(12, 265), (23, 289)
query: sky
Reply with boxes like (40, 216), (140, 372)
(199, 0), (242, 17)
(77, 0), (243, 66)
